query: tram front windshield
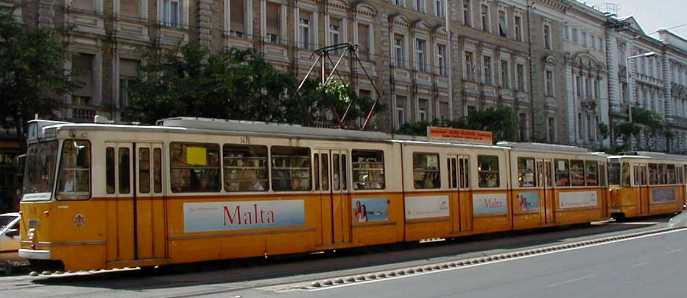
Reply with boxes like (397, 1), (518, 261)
(22, 141), (58, 200)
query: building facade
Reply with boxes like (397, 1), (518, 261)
(605, 16), (687, 153)
(2, 0), (687, 151)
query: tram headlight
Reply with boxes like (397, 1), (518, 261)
(28, 228), (35, 241)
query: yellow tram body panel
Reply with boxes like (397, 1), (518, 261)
(18, 119), (684, 272)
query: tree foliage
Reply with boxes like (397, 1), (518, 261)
(396, 106), (516, 143)
(126, 43), (377, 128)
(0, 11), (76, 142)
(614, 107), (671, 151)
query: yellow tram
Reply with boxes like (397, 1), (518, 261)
(608, 152), (687, 219)
(13, 118), (655, 272)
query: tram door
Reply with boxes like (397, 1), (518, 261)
(448, 155), (470, 232)
(634, 164), (649, 215)
(106, 142), (166, 263)
(538, 160), (555, 224)
(314, 150), (352, 247)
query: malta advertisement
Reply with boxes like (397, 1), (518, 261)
(558, 191), (598, 209)
(651, 188), (675, 203)
(405, 195), (450, 220)
(517, 192), (540, 213)
(352, 198), (389, 223)
(183, 200), (305, 233)
(473, 193), (508, 216)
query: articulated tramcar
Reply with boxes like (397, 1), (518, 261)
(608, 152), (687, 219)
(16, 118), (682, 272)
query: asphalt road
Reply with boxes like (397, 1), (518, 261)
(0, 217), (682, 298)
(255, 227), (687, 298)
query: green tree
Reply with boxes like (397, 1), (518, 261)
(0, 11), (76, 144)
(126, 43), (378, 127)
(126, 44), (297, 124)
(395, 107), (516, 143)
(614, 107), (669, 151)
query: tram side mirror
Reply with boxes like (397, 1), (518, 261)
(5, 228), (18, 237)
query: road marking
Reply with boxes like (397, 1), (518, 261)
(614, 222), (661, 225)
(276, 228), (687, 293)
(631, 261), (649, 268)
(666, 248), (683, 255)
(545, 274), (596, 288)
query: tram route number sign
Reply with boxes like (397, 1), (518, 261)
(427, 127), (493, 145)
(558, 191), (598, 209)
(651, 188), (675, 203)
(183, 200), (305, 233)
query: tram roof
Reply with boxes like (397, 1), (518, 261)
(29, 117), (511, 149)
(609, 151), (687, 162)
(496, 142), (592, 154)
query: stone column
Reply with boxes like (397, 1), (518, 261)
(565, 57), (576, 145)
(663, 53), (673, 120)
(606, 32), (620, 113)
(198, 0), (212, 48)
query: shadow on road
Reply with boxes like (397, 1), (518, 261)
(31, 216), (670, 291)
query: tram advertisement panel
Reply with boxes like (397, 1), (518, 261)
(404, 196), (450, 220)
(183, 200), (305, 233)
(352, 198), (389, 223)
(558, 191), (598, 209)
(473, 193), (508, 216)
(651, 188), (675, 203)
(517, 192), (540, 213)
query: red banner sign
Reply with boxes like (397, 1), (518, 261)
(427, 127), (493, 144)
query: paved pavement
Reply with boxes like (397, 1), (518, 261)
(0, 217), (681, 297)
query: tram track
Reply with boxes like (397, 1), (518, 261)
(266, 225), (687, 293)
(0, 219), (678, 298)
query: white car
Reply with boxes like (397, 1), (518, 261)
(0, 213), (20, 262)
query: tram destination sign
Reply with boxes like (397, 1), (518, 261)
(183, 200), (305, 233)
(427, 127), (493, 145)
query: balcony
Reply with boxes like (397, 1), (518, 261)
(114, 15), (149, 43)
(67, 7), (105, 36)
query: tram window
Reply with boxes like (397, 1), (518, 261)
(341, 154), (348, 191)
(153, 148), (162, 193)
(608, 161), (620, 186)
(139, 148), (151, 194)
(352, 150), (385, 190)
(667, 164), (676, 184)
(271, 146), (311, 191)
(517, 158), (536, 187)
(170, 143), (220, 193)
(599, 163), (607, 186)
(544, 161), (553, 187)
(333, 154), (340, 191)
(555, 159), (570, 187)
(633, 166), (645, 186)
(321, 154), (329, 191)
(223, 144), (268, 192)
(314, 154), (320, 191)
(413, 153), (440, 189)
(648, 164), (658, 185)
(106, 147), (115, 194)
(478, 155), (500, 188)
(585, 161), (598, 186)
(56, 140), (91, 199)
(677, 166), (684, 184)
(621, 162), (631, 186)
(570, 160), (585, 186)
(448, 158), (458, 189)
(459, 157), (470, 189)
(119, 148), (130, 194)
